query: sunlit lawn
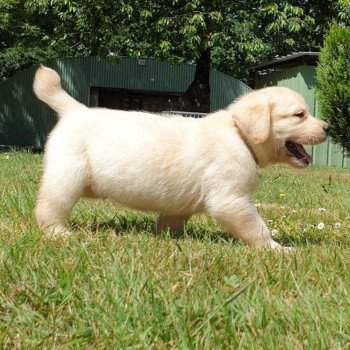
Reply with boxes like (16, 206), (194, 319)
(0, 152), (349, 349)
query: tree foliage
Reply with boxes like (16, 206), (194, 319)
(1, 1), (350, 111)
(0, 0), (131, 82)
(316, 24), (350, 156)
(1, 0), (342, 81)
(0, 0), (61, 81)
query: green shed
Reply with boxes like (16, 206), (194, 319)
(0, 56), (251, 149)
(254, 52), (350, 169)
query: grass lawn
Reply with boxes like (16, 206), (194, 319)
(0, 151), (349, 349)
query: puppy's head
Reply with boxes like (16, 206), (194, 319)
(230, 87), (329, 168)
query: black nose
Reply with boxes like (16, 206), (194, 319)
(323, 123), (330, 134)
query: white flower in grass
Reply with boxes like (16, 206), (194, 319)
(317, 222), (325, 230)
(4, 155), (9, 160)
(271, 229), (279, 236)
(318, 208), (326, 212)
(334, 223), (341, 229)
(291, 210), (298, 214)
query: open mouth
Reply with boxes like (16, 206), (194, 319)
(285, 141), (313, 166)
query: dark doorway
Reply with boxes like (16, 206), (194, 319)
(90, 87), (181, 112)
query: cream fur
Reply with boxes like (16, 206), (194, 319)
(33, 66), (328, 248)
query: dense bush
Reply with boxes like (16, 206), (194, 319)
(316, 24), (350, 156)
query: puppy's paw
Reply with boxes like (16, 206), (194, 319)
(42, 225), (72, 239)
(254, 239), (294, 252)
(269, 240), (295, 252)
(280, 246), (295, 253)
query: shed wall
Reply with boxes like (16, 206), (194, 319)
(0, 57), (251, 149)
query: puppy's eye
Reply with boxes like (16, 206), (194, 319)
(293, 112), (305, 118)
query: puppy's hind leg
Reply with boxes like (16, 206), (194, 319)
(156, 215), (190, 236)
(35, 158), (87, 237)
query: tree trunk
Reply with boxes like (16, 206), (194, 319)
(179, 48), (211, 113)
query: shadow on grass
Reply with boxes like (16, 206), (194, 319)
(71, 213), (240, 246)
(275, 234), (325, 247)
(72, 213), (336, 248)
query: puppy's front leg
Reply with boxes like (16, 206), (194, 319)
(208, 197), (281, 249)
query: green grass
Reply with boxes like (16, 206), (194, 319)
(0, 151), (349, 349)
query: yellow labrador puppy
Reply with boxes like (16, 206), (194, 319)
(33, 66), (329, 248)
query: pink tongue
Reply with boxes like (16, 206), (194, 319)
(295, 143), (313, 163)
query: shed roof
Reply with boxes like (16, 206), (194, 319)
(252, 52), (319, 70)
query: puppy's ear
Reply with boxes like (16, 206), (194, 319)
(230, 93), (272, 144)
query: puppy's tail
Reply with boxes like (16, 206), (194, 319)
(33, 65), (86, 116)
